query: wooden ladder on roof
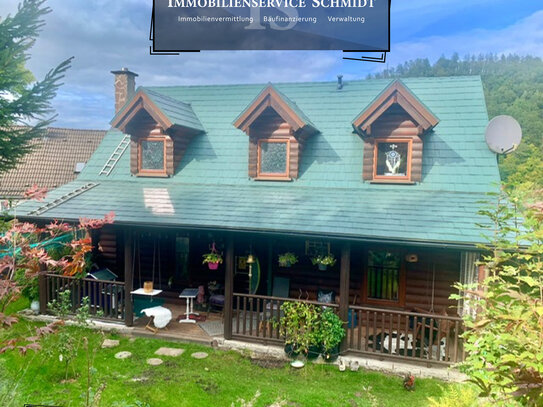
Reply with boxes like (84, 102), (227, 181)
(99, 135), (130, 176)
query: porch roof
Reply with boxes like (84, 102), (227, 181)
(17, 179), (492, 247)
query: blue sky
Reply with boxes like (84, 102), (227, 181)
(1, 0), (542, 129)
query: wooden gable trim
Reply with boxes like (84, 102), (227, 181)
(111, 90), (173, 133)
(352, 81), (439, 135)
(234, 85), (309, 133)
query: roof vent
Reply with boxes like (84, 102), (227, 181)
(74, 162), (86, 173)
(337, 74), (343, 90)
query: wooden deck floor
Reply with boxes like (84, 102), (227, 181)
(132, 299), (223, 345)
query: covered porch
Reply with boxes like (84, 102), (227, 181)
(38, 224), (470, 366)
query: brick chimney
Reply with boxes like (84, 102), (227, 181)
(111, 68), (138, 114)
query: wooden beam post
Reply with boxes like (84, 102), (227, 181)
(223, 236), (234, 340)
(339, 242), (351, 353)
(124, 228), (134, 327)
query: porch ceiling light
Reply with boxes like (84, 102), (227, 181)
(247, 254), (255, 264)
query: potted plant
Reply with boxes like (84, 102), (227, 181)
(311, 254), (336, 271)
(278, 252), (298, 268)
(317, 308), (346, 362)
(202, 252), (223, 270)
(276, 301), (320, 359)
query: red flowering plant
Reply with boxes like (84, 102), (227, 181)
(0, 184), (115, 344)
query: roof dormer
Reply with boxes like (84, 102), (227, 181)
(352, 80), (439, 184)
(233, 85), (317, 181)
(110, 88), (204, 177)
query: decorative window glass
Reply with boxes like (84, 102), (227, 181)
(140, 139), (165, 171)
(367, 251), (401, 302)
(374, 141), (410, 179)
(258, 139), (289, 177)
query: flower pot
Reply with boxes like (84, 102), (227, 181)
(207, 262), (219, 270)
(30, 300), (40, 314)
(318, 263), (327, 271)
(306, 345), (321, 360)
(143, 281), (154, 293)
(279, 261), (291, 268)
(284, 343), (300, 359)
(322, 345), (340, 362)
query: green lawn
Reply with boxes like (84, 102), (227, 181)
(0, 308), (461, 407)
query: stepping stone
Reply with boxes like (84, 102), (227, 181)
(101, 339), (120, 348)
(115, 351), (132, 359)
(146, 358), (163, 366)
(191, 352), (208, 359)
(155, 347), (184, 357)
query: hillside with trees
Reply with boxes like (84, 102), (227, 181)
(369, 54), (543, 193)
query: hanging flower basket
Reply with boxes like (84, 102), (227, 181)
(278, 252), (298, 268)
(311, 254), (336, 271)
(202, 245), (223, 270)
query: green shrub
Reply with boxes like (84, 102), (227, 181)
(452, 190), (543, 406)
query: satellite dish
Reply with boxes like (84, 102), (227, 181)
(485, 115), (522, 154)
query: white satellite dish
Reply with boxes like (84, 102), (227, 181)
(485, 115), (522, 154)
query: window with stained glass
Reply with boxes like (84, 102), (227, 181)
(140, 139), (165, 171)
(367, 251), (401, 302)
(375, 141), (409, 178)
(258, 140), (288, 177)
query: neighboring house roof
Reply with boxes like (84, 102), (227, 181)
(0, 127), (106, 199)
(16, 76), (501, 247)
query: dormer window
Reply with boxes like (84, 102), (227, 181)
(234, 85), (318, 181)
(352, 80), (439, 184)
(258, 139), (290, 179)
(139, 136), (167, 176)
(110, 88), (204, 178)
(374, 139), (411, 180)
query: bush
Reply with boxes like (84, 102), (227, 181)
(452, 189), (543, 406)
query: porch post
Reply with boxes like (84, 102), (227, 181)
(339, 242), (351, 353)
(124, 228), (134, 327)
(223, 236), (234, 340)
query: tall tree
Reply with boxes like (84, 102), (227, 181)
(0, 0), (72, 174)
(369, 54), (543, 191)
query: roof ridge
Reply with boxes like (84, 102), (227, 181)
(144, 75), (483, 90)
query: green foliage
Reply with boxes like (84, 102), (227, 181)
(277, 301), (321, 354)
(278, 252), (298, 267)
(452, 189), (543, 406)
(427, 384), (487, 406)
(202, 252), (223, 264)
(47, 290), (95, 380)
(369, 54), (543, 192)
(0, 0), (72, 174)
(314, 308), (345, 352)
(311, 254), (336, 267)
(14, 269), (38, 301)
(277, 302), (345, 360)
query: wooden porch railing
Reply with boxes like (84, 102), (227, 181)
(39, 273), (125, 321)
(230, 293), (464, 365)
(346, 305), (465, 365)
(231, 293), (338, 343)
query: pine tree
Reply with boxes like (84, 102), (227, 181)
(0, 0), (72, 174)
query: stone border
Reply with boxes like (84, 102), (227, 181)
(215, 339), (468, 382)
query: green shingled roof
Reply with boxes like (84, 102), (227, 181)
(16, 76), (501, 247)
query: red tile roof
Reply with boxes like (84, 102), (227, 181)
(0, 127), (106, 198)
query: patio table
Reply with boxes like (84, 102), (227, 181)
(179, 288), (199, 323)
